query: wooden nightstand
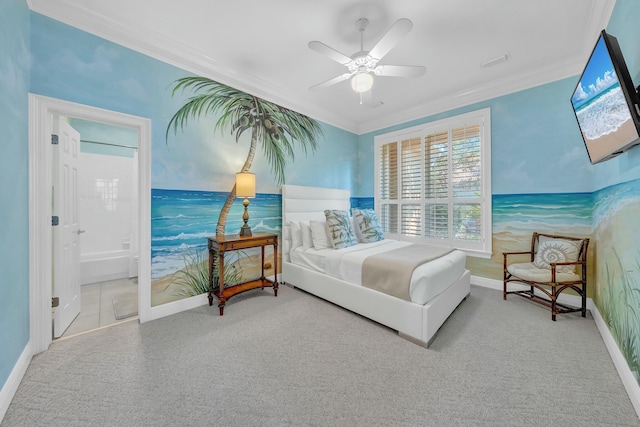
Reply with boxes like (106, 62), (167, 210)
(207, 232), (278, 315)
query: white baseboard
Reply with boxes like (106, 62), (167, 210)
(146, 293), (209, 322)
(0, 341), (32, 423)
(591, 303), (640, 419)
(472, 275), (640, 420)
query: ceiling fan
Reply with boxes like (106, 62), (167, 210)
(308, 18), (426, 96)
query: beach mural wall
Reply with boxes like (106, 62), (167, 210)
(153, 77), (323, 306)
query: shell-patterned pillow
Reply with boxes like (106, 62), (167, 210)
(533, 238), (580, 274)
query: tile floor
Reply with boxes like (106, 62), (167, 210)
(58, 277), (138, 339)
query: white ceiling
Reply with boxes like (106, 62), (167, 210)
(28, 0), (616, 134)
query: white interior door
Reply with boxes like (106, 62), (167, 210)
(52, 116), (82, 338)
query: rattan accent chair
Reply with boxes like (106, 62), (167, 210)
(503, 232), (589, 321)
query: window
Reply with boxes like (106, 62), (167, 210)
(374, 108), (492, 258)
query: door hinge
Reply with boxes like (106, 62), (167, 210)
(52, 216), (59, 226)
(52, 297), (59, 308)
(51, 134), (59, 145)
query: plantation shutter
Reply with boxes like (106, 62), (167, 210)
(374, 108), (491, 256)
(451, 124), (482, 242)
(424, 131), (449, 239)
(400, 137), (422, 236)
(379, 141), (398, 234)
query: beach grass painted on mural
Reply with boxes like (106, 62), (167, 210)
(593, 179), (640, 385)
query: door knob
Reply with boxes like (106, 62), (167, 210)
(77, 229), (86, 235)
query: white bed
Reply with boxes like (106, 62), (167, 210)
(281, 184), (471, 347)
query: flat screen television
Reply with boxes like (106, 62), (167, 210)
(571, 30), (640, 164)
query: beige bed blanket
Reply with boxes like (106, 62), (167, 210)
(362, 244), (453, 301)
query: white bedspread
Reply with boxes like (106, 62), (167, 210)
(290, 239), (466, 305)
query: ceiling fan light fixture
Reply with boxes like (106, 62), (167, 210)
(351, 72), (374, 93)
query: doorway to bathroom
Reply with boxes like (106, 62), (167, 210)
(28, 94), (152, 355)
(54, 116), (140, 339)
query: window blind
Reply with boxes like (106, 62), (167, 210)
(374, 108), (491, 256)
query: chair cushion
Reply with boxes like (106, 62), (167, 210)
(533, 237), (580, 274)
(508, 262), (580, 283)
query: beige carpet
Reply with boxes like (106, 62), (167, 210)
(3, 285), (639, 426)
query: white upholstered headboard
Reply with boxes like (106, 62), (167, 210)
(282, 184), (351, 223)
(281, 185), (351, 263)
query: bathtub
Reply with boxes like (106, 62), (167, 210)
(81, 250), (131, 285)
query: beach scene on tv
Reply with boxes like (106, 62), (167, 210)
(571, 35), (638, 163)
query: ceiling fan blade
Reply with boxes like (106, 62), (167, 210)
(368, 18), (413, 61)
(308, 41), (352, 65)
(376, 65), (426, 78)
(309, 73), (352, 91)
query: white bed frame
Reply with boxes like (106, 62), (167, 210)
(281, 184), (471, 347)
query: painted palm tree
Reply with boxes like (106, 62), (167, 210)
(166, 76), (323, 235)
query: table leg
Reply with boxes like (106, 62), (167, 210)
(218, 252), (226, 315)
(273, 241), (279, 297)
(261, 245), (265, 281)
(208, 249), (214, 306)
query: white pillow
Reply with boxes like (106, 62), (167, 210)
(309, 220), (331, 249)
(299, 221), (313, 249)
(288, 221), (302, 250)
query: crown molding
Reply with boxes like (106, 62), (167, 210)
(357, 0), (616, 135)
(27, 0), (358, 133)
(357, 53), (585, 135)
(28, 0), (616, 136)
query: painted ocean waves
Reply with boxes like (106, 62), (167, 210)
(151, 189), (281, 279)
(493, 193), (592, 233)
(593, 178), (640, 228)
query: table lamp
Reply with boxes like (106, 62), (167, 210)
(236, 172), (256, 236)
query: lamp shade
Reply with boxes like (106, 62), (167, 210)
(235, 172), (256, 198)
(351, 72), (374, 93)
